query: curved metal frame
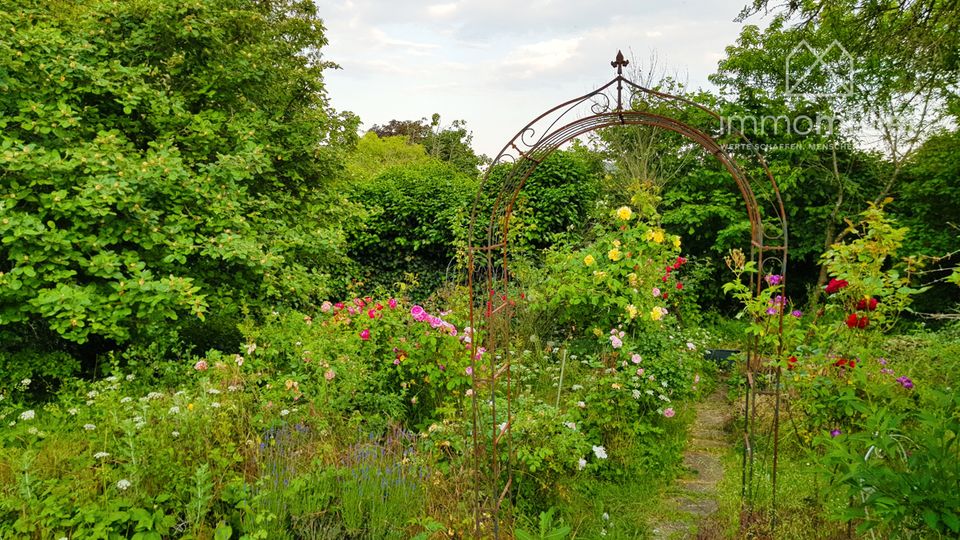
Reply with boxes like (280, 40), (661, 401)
(464, 52), (788, 537)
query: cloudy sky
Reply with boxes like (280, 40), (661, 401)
(315, 0), (767, 158)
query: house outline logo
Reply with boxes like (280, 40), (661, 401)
(785, 40), (854, 98)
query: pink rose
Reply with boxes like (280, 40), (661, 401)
(194, 360), (208, 371)
(663, 408), (675, 418)
(359, 329), (370, 341)
(324, 369), (336, 381)
(388, 298), (398, 309)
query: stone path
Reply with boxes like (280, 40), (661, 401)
(649, 384), (732, 539)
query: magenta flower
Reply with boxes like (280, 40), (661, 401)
(791, 309), (803, 318)
(765, 274), (782, 286)
(334, 302), (345, 310)
(766, 307), (777, 315)
(830, 429), (842, 438)
(388, 298), (398, 309)
(368, 309), (377, 319)
(353, 298), (365, 307)
(475, 347), (486, 360)
(896, 376), (914, 389)
(610, 335), (623, 349)
(359, 329), (370, 341)
(465, 366), (473, 376)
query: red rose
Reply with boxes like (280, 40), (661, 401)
(826, 278), (849, 294)
(856, 297), (878, 311)
(787, 355), (798, 370)
(857, 316), (869, 329)
(835, 358), (848, 367)
(849, 360), (857, 368)
(846, 313), (859, 328)
(676, 282), (683, 290)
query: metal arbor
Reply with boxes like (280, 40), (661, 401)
(464, 51), (789, 537)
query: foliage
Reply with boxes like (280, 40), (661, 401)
(369, 114), (484, 177)
(345, 161), (477, 294)
(0, 0), (358, 357)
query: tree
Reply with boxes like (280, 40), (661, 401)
(0, 0), (357, 364)
(369, 114), (485, 176)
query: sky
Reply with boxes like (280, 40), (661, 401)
(315, 0), (765, 158)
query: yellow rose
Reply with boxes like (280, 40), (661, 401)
(652, 229), (665, 244)
(608, 248), (622, 261)
(625, 304), (638, 319)
(673, 236), (681, 249)
(616, 206), (633, 221)
(651, 306), (666, 321)
(627, 272), (638, 287)
(593, 327), (603, 337)
(613, 240), (621, 248)
(584, 254), (595, 266)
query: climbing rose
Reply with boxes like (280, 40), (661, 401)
(846, 314), (860, 328)
(583, 254), (596, 266)
(857, 297), (879, 311)
(616, 206), (633, 221)
(825, 278), (848, 294)
(676, 282), (683, 290)
(652, 287), (661, 297)
(359, 329), (371, 341)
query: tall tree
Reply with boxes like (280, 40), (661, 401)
(0, 0), (357, 359)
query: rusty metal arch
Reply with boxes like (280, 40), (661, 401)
(464, 52), (788, 537)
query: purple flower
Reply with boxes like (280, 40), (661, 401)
(765, 274), (782, 286)
(896, 376), (914, 389)
(791, 309), (803, 318)
(830, 429), (842, 438)
(877, 357), (887, 366)
(766, 307), (777, 316)
(465, 366), (473, 376)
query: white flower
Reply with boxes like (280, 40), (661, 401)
(571, 384), (583, 391)
(563, 421), (577, 430)
(20, 378), (32, 388)
(207, 388), (220, 395)
(120, 397), (132, 404)
(659, 394), (670, 402)
(632, 389), (641, 399)
(146, 392), (163, 400)
(116, 479), (131, 491)
(171, 431), (180, 438)
(686, 342), (697, 351)
(135, 421), (146, 429)
(246, 342), (257, 355)
(577, 401), (586, 408)
(592, 445), (608, 459)
(27, 427), (38, 435)
(87, 390), (98, 398)
(600, 528), (607, 536)
(602, 512), (610, 521)
(8, 421), (15, 427)
(578, 458), (587, 470)
(19, 410), (35, 421)
(174, 390), (185, 396)
(126, 374), (135, 381)
(280, 409), (290, 417)
(211, 402), (221, 409)
(661, 381), (668, 388)
(106, 376), (118, 383)
(227, 385), (239, 392)
(645, 390), (654, 395)
(94, 452), (110, 460)
(68, 408), (79, 416)
(235, 354), (244, 366)
(83, 424), (96, 431)
(168, 406), (180, 415)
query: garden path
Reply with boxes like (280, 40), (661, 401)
(649, 383), (732, 539)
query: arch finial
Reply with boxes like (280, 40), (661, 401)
(610, 50), (629, 75)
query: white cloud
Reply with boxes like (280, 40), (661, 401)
(315, 0), (764, 157)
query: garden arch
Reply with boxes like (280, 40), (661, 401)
(464, 52), (789, 537)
